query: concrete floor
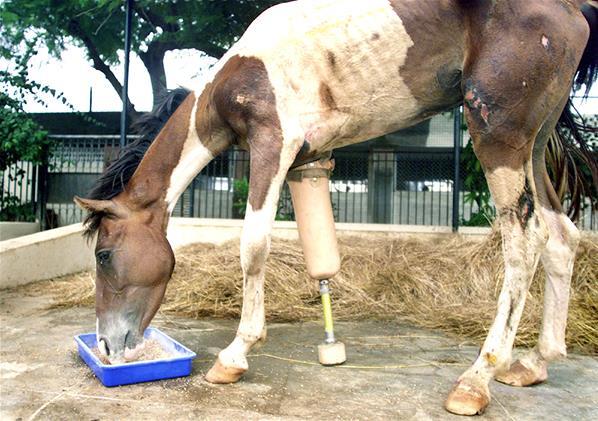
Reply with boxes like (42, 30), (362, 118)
(1, 289), (597, 421)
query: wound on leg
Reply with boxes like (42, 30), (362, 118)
(463, 80), (490, 126)
(517, 179), (534, 229)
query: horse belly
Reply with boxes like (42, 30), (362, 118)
(236, 0), (442, 150)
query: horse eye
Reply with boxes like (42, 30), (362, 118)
(96, 250), (112, 266)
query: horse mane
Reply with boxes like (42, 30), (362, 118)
(82, 87), (192, 238)
(551, 3), (598, 220)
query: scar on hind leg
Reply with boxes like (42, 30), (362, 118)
(516, 179), (535, 229)
(464, 82), (490, 126)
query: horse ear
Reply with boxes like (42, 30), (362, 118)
(73, 196), (127, 218)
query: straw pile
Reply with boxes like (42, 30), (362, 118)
(23, 231), (597, 354)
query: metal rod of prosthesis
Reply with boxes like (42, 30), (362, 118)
(319, 279), (336, 344)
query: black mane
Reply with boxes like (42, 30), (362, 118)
(82, 87), (192, 238)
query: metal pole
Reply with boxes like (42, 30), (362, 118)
(452, 106), (462, 232)
(88, 87), (93, 113)
(37, 146), (49, 231)
(319, 280), (336, 344)
(120, 0), (134, 149)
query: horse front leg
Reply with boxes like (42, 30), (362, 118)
(205, 131), (301, 384)
(204, 206), (271, 383)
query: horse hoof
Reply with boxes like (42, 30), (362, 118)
(495, 359), (547, 387)
(205, 358), (246, 384)
(444, 380), (490, 416)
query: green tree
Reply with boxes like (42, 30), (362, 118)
(0, 44), (54, 221)
(0, 0), (281, 111)
(460, 138), (495, 227)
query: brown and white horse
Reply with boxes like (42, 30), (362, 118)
(75, 0), (597, 416)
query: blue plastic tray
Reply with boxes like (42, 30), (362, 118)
(75, 327), (196, 387)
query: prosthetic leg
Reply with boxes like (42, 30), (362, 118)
(287, 156), (346, 366)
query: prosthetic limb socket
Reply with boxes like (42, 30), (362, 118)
(287, 157), (346, 366)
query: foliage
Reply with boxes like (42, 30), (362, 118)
(0, 42), (56, 171)
(0, 92), (47, 221)
(0, 196), (36, 222)
(460, 138), (495, 227)
(0, 43), (54, 221)
(232, 178), (250, 219)
(0, 0), (281, 107)
(0, 94), (50, 170)
(232, 178), (294, 221)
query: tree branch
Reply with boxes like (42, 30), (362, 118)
(138, 42), (168, 108)
(133, 3), (179, 33)
(67, 18), (138, 117)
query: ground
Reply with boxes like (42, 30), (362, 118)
(1, 289), (596, 420)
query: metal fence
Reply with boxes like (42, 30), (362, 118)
(1, 161), (38, 222)
(3, 132), (591, 231)
(168, 148), (484, 225)
(43, 135), (121, 227)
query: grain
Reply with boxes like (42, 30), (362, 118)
(91, 339), (172, 365)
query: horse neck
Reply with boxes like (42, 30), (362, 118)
(122, 90), (230, 228)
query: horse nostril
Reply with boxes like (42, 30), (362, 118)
(99, 337), (110, 356)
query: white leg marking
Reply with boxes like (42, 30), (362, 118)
(536, 208), (579, 360)
(164, 93), (228, 214)
(217, 139), (301, 371)
(495, 207), (579, 386)
(218, 199), (277, 369)
(463, 166), (549, 382)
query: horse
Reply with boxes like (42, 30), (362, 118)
(75, 0), (597, 416)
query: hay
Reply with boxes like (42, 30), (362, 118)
(21, 231), (598, 355)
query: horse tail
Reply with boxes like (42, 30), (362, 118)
(83, 87), (192, 238)
(575, 2), (598, 97)
(549, 2), (597, 221)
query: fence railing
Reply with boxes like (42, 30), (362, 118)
(0, 160), (38, 222)
(3, 133), (591, 231)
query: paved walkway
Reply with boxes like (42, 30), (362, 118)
(1, 289), (596, 420)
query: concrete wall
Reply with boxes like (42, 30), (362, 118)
(0, 222), (40, 241)
(0, 224), (94, 289)
(0, 218), (491, 289)
(165, 218), (492, 249)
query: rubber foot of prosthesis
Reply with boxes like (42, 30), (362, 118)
(318, 341), (346, 366)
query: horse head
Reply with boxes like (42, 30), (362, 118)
(75, 196), (175, 362)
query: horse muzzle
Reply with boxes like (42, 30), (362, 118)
(96, 317), (144, 363)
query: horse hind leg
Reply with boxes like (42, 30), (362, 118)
(445, 136), (549, 415)
(444, 5), (588, 414)
(445, 78), (551, 417)
(495, 103), (581, 387)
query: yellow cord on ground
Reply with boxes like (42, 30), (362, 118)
(250, 353), (435, 369)
(196, 353), (466, 370)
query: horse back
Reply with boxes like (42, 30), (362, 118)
(202, 0), (588, 155)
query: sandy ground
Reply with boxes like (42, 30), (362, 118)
(1, 288), (597, 420)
